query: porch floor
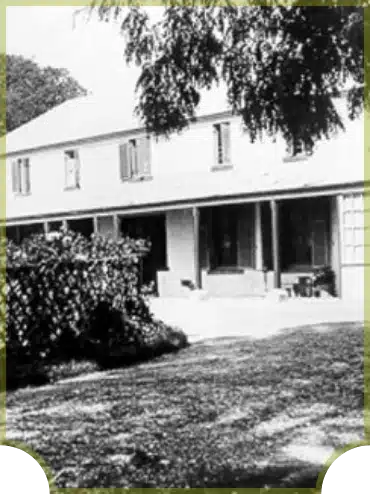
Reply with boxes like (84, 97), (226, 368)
(150, 296), (364, 343)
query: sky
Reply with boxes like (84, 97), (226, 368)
(6, 6), (164, 97)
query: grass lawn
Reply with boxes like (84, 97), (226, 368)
(6, 321), (364, 488)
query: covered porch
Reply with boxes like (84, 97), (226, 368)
(158, 194), (341, 298)
(8, 190), (362, 300)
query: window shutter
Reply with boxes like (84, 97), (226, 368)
(213, 124), (220, 166)
(222, 123), (231, 164)
(17, 160), (22, 193)
(24, 158), (30, 193)
(11, 160), (19, 193)
(140, 136), (151, 176)
(75, 153), (81, 188)
(119, 143), (131, 180)
(20, 161), (26, 193)
(129, 140), (139, 177)
(136, 138), (144, 176)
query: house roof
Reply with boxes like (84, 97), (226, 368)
(5, 86), (231, 155)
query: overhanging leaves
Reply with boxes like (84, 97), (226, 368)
(93, 2), (366, 155)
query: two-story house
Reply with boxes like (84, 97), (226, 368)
(2, 91), (366, 300)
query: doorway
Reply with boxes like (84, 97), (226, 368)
(120, 214), (167, 293)
(280, 197), (331, 272)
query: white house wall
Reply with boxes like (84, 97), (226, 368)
(6, 108), (363, 224)
(158, 209), (196, 297)
(5, 117), (289, 221)
(340, 265), (364, 301)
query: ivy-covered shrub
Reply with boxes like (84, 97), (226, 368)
(1, 229), (188, 388)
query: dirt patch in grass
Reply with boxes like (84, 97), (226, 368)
(7, 322), (364, 488)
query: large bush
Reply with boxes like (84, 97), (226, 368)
(1, 229), (188, 388)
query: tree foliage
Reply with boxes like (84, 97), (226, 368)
(94, 2), (367, 155)
(0, 54), (87, 136)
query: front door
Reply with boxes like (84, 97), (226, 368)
(210, 206), (238, 269)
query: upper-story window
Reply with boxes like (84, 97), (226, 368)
(119, 136), (151, 181)
(11, 157), (31, 195)
(213, 122), (231, 168)
(64, 150), (80, 190)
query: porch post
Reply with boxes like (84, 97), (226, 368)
(336, 194), (344, 298)
(113, 214), (120, 240)
(93, 215), (99, 235)
(192, 206), (202, 289)
(62, 219), (68, 231)
(255, 202), (263, 271)
(270, 199), (281, 289)
(15, 225), (21, 244)
(43, 221), (49, 234)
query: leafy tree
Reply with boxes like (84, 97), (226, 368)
(94, 2), (366, 155)
(0, 54), (87, 136)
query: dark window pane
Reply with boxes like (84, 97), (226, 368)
(48, 221), (63, 232)
(68, 218), (94, 238)
(18, 223), (44, 242)
(6, 226), (19, 242)
(211, 206), (238, 268)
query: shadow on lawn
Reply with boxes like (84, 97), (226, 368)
(76, 461), (321, 489)
(188, 463), (321, 488)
